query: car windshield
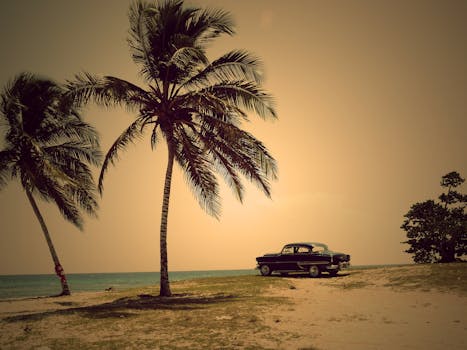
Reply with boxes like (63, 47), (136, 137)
(282, 246), (294, 254)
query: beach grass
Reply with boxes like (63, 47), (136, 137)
(333, 263), (467, 294)
(382, 262), (467, 293)
(1, 275), (294, 349)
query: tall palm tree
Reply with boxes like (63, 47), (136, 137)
(69, 0), (277, 297)
(0, 72), (102, 296)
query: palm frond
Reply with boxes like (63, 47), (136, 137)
(189, 7), (235, 44)
(0, 167), (9, 190)
(47, 187), (84, 229)
(150, 123), (159, 150)
(67, 73), (148, 110)
(206, 81), (277, 120)
(45, 142), (102, 169)
(176, 91), (246, 125)
(128, 0), (160, 82)
(168, 45), (208, 83)
(216, 140), (270, 197)
(21, 165), (84, 229)
(199, 116), (277, 197)
(182, 50), (264, 91)
(199, 138), (244, 202)
(0, 90), (22, 130)
(128, 0), (234, 86)
(64, 177), (99, 218)
(1, 72), (60, 139)
(98, 117), (146, 194)
(0, 150), (15, 190)
(38, 118), (101, 151)
(174, 126), (220, 218)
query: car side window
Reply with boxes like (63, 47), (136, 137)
(297, 246), (311, 254)
(313, 245), (325, 253)
(282, 246), (294, 255)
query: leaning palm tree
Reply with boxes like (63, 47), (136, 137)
(0, 72), (101, 296)
(69, 0), (277, 297)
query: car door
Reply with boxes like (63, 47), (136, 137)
(295, 245), (314, 269)
(276, 245), (297, 270)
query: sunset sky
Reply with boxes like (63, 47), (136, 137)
(0, 0), (465, 275)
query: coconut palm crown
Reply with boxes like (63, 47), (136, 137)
(0, 72), (102, 295)
(68, 0), (278, 296)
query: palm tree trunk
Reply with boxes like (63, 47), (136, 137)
(26, 189), (71, 296)
(159, 142), (175, 297)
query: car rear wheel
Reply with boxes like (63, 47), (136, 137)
(260, 265), (272, 276)
(309, 265), (321, 278)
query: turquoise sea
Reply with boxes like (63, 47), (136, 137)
(0, 269), (256, 300)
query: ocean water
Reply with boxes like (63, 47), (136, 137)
(0, 269), (256, 300)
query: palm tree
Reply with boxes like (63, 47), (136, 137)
(69, 0), (277, 297)
(0, 72), (102, 296)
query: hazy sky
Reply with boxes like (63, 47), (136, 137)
(0, 0), (465, 274)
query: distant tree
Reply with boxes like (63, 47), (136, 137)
(401, 171), (467, 263)
(0, 73), (102, 295)
(68, 0), (277, 296)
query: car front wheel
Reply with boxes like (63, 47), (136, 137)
(260, 265), (272, 276)
(309, 265), (321, 278)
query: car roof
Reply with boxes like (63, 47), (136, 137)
(284, 242), (328, 249)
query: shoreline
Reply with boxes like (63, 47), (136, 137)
(0, 264), (410, 301)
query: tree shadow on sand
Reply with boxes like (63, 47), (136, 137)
(3, 293), (238, 323)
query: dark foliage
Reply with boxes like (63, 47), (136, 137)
(401, 171), (467, 263)
(0, 72), (102, 295)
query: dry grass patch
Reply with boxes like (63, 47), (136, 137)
(382, 263), (467, 293)
(1, 275), (294, 350)
(322, 263), (467, 295)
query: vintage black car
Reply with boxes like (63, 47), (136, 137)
(256, 242), (350, 277)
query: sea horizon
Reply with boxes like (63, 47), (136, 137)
(0, 262), (409, 276)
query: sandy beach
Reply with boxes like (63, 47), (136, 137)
(266, 271), (466, 349)
(1, 264), (466, 349)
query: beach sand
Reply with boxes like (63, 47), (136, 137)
(265, 274), (466, 349)
(1, 265), (466, 349)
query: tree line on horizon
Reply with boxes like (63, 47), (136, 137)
(0, 0), (277, 297)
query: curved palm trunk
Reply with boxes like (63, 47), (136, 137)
(159, 142), (175, 297)
(26, 189), (71, 296)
